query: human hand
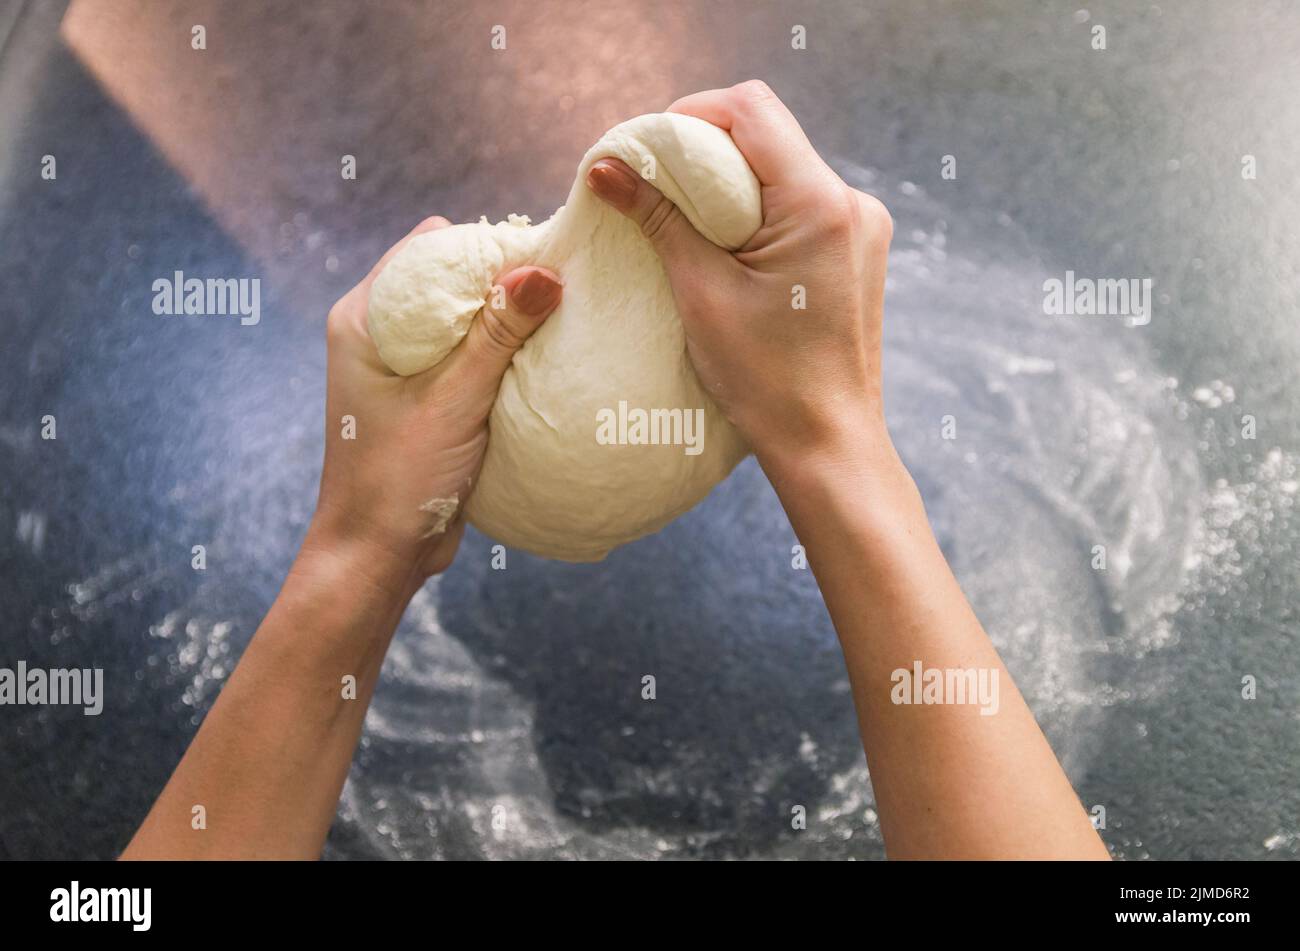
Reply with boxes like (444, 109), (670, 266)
(582, 85), (1111, 863)
(307, 216), (563, 592)
(585, 81), (894, 480)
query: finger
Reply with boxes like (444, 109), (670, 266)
(668, 80), (829, 188)
(586, 157), (729, 274)
(432, 266), (563, 403)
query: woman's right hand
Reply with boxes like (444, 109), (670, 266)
(591, 84), (1110, 861)
(585, 80), (895, 478)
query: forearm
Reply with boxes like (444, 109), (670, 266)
(121, 526), (420, 860)
(764, 436), (1109, 860)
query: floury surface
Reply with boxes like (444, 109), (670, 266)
(1, 1), (1296, 859)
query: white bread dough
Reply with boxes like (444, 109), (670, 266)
(367, 113), (761, 561)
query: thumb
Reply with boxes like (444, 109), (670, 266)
(433, 266), (563, 403)
(586, 158), (728, 274)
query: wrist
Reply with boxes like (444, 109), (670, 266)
(238, 524), (419, 688)
(758, 421), (929, 545)
(756, 409), (908, 496)
(297, 514), (427, 608)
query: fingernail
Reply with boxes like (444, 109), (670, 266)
(510, 269), (563, 316)
(587, 159), (639, 207)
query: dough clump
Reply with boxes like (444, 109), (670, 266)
(368, 113), (761, 561)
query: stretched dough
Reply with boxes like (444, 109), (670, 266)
(367, 113), (761, 561)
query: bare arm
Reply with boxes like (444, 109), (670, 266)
(123, 220), (563, 859)
(120, 535), (417, 859)
(768, 441), (1108, 859)
(588, 80), (1108, 859)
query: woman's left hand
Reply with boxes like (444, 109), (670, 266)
(308, 215), (563, 593)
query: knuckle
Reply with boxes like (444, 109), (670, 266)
(735, 79), (776, 107)
(807, 186), (894, 248)
(810, 185), (859, 239)
(640, 197), (681, 245)
(325, 300), (351, 341)
(855, 190), (894, 244)
(479, 305), (526, 352)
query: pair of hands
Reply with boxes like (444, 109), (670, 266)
(131, 81), (1111, 861)
(314, 80), (894, 585)
(122, 86), (906, 861)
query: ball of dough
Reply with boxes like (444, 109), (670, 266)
(367, 113), (761, 561)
